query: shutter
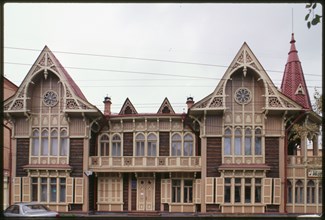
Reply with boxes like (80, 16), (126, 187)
(205, 177), (214, 204)
(74, 178), (84, 204)
(273, 178), (281, 204)
(22, 177), (31, 202)
(263, 178), (272, 204)
(13, 177), (21, 203)
(161, 179), (171, 203)
(194, 179), (201, 204)
(215, 177), (224, 204)
(66, 177), (74, 203)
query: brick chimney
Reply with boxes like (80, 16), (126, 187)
(186, 97), (194, 110)
(103, 96), (112, 115)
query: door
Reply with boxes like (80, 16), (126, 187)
(137, 178), (155, 211)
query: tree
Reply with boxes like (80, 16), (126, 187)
(305, 3), (322, 29)
(312, 88), (322, 115)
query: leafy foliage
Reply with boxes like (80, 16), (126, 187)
(305, 3), (322, 29)
(290, 123), (319, 142)
(313, 88), (322, 115)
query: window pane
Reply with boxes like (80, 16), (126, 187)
(31, 178), (38, 202)
(50, 178), (57, 202)
(60, 178), (66, 202)
(245, 179), (251, 203)
(51, 130), (58, 156)
(112, 135), (121, 156)
(172, 180), (181, 203)
(287, 180), (292, 203)
(245, 129), (251, 155)
(255, 129), (262, 155)
(224, 137), (231, 155)
(172, 134), (182, 156)
(41, 131), (49, 156)
(235, 129), (241, 155)
(60, 130), (68, 156)
(184, 134), (193, 156)
(224, 178), (231, 203)
(184, 180), (193, 203)
(234, 178), (241, 203)
(41, 178), (47, 202)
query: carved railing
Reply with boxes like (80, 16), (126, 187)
(89, 156), (201, 172)
(287, 156), (322, 167)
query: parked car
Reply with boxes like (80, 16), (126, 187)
(3, 202), (60, 217)
(297, 213), (322, 220)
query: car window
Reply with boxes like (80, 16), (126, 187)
(12, 205), (20, 214)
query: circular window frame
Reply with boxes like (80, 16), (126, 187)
(234, 87), (252, 104)
(43, 90), (59, 107)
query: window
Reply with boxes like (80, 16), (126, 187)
(184, 134), (193, 156)
(31, 177), (38, 202)
(295, 180), (304, 203)
(41, 130), (49, 156)
(172, 179), (193, 203)
(136, 134), (145, 156)
(244, 178), (251, 203)
(50, 130), (58, 156)
(287, 180), (292, 203)
(319, 183), (322, 204)
(32, 130), (39, 156)
(147, 134), (157, 156)
(224, 178), (231, 203)
(184, 180), (193, 203)
(307, 180), (315, 203)
(59, 178), (66, 202)
(255, 178), (262, 203)
(245, 128), (252, 155)
(224, 129), (232, 155)
(50, 178), (57, 202)
(255, 129), (262, 155)
(100, 134), (109, 156)
(234, 178), (241, 203)
(171, 134), (182, 156)
(112, 134), (121, 156)
(31, 127), (68, 157)
(172, 180), (181, 203)
(234, 129), (242, 155)
(41, 178), (47, 202)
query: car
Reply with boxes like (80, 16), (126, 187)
(297, 213), (322, 220)
(3, 202), (60, 217)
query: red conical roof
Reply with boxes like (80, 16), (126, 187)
(280, 33), (312, 110)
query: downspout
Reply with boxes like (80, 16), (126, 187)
(284, 111), (306, 213)
(3, 123), (12, 206)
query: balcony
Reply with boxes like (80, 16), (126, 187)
(89, 156), (201, 172)
(287, 156), (322, 167)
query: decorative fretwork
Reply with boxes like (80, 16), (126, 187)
(33, 65), (42, 74)
(17, 91), (25, 98)
(281, 99), (296, 108)
(66, 88), (72, 98)
(196, 98), (210, 108)
(268, 97), (282, 108)
(50, 66), (59, 73)
(47, 56), (54, 66)
(267, 84), (275, 95)
(209, 97), (223, 107)
(66, 99), (79, 109)
(216, 83), (224, 95)
(39, 56), (46, 66)
(77, 101), (90, 109)
(12, 100), (24, 110)
(237, 51), (244, 63)
(4, 101), (12, 111)
(246, 53), (253, 63)
(232, 62), (241, 70)
(250, 62), (259, 71)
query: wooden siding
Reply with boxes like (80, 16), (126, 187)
(155, 173), (161, 211)
(159, 132), (170, 156)
(14, 118), (29, 136)
(70, 118), (86, 136)
(265, 116), (282, 136)
(123, 174), (129, 211)
(123, 132), (133, 156)
(69, 138), (84, 177)
(16, 138), (29, 177)
(206, 116), (222, 135)
(206, 204), (220, 212)
(265, 137), (279, 178)
(207, 137), (222, 177)
(131, 175), (137, 210)
(89, 131), (97, 157)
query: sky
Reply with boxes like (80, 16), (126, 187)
(3, 3), (323, 114)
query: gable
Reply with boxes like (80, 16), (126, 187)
(157, 97), (175, 114)
(119, 98), (138, 115)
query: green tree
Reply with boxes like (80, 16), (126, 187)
(305, 3), (322, 29)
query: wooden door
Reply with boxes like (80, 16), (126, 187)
(137, 178), (155, 211)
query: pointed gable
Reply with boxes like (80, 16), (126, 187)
(157, 97), (175, 114)
(119, 98), (138, 115)
(190, 42), (302, 114)
(280, 33), (312, 110)
(4, 46), (101, 115)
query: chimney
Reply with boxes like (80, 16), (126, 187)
(186, 97), (194, 110)
(103, 96), (112, 115)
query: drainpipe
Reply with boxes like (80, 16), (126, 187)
(284, 111), (306, 213)
(3, 123), (12, 206)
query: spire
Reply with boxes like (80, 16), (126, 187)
(280, 33), (312, 110)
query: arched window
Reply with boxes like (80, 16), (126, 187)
(60, 130), (68, 156)
(50, 130), (58, 156)
(171, 134), (182, 156)
(41, 130), (49, 156)
(112, 134), (121, 156)
(100, 134), (109, 156)
(245, 128), (252, 155)
(32, 129), (39, 156)
(234, 128), (242, 155)
(224, 128), (232, 155)
(147, 133), (157, 156)
(295, 180), (304, 203)
(307, 180), (315, 203)
(184, 134), (193, 156)
(136, 133), (145, 156)
(287, 180), (292, 203)
(255, 128), (262, 155)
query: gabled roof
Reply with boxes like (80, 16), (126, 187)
(157, 97), (175, 114)
(119, 98), (138, 115)
(280, 33), (312, 110)
(190, 42), (302, 113)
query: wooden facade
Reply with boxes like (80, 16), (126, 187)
(3, 37), (322, 216)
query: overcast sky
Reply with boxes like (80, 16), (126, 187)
(3, 3), (322, 114)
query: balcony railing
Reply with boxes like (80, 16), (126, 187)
(287, 156), (322, 167)
(89, 156), (201, 172)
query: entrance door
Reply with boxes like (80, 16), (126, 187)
(137, 178), (155, 211)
